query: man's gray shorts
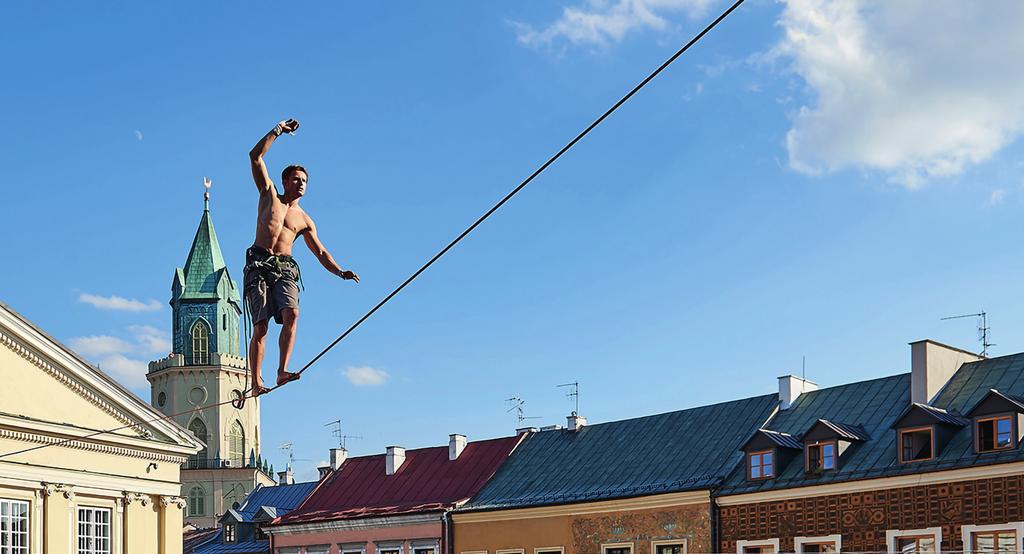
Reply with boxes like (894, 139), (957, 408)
(244, 247), (300, 325)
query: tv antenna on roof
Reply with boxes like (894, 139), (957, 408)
(279, 442), (311, 470)
(324, 419), (362, 450)
(558, 381), (580, 416)
(505, 396), (541, 424)
(941, 310), (993, 357)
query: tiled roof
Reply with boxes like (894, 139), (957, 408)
(817, 419), (870, 442)
(183, 528), (219, 554)
(238, 481), (317, 521)
(719, 352), (1024, 495)
(462, 393), (779, 511)
(756, 429), (804, 450)
(275, 436), (523, 525)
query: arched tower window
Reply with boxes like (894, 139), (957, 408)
(188, 418), (208, 469)
(191, 320), (210, 365)
(188, 486), (205, 517)
(228, 420), (245, 466)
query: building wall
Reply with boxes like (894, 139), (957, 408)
(180, 467), (275, 529)
(271, 519), (442, 554)
(453, 492), (710, 554)
(718, 472), (1024, 553)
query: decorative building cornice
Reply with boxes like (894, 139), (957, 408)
(123, 491), (151, 507)
(0, 329), (144, 435)
(159, 495), (188, 510)
(0, 428), (187, 464)
(40, 482), (75, 501)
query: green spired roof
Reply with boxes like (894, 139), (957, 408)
(179, 199), (234, 301)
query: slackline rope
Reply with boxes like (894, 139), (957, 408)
(0, 0), (746, 460)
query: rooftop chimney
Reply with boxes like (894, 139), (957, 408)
(910, 340), (981, 404)
(567, 413), (588, 431)
(317, 465), (331, 481)
(386, 446), (405, 476)
(778, 375), (819, 410)
(449, 434), (467, 461)
(330, 448), (347, 470)
(277, 467), (294, 485)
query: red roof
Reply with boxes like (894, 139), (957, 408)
(275, 435), (523, 525)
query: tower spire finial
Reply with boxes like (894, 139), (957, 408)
(203, 177), (212, 211)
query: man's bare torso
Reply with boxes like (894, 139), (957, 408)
(254, 193), (308, 256)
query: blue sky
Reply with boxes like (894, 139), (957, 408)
(4, 1), (1024, 480)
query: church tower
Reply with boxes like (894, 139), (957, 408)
(148, 183), (275, 529)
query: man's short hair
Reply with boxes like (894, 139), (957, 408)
(282, 165), (307, 182)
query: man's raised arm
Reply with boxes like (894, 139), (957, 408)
(249, 118), (300, 195)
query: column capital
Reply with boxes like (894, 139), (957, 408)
(122, 491), (151, 507)
(159, 496), (187, 510)
(40, 482), (75, 501)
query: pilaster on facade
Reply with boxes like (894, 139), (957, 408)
(40, 481), (75, 501)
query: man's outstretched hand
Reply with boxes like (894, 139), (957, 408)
(278, 118), (300, 135)
(338, 269), (360, 283)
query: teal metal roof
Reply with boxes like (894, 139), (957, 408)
(180, 208), (235, 300)
(719, 352), (1024, 495)
(461, 393), (778, 511)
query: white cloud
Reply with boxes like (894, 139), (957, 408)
(134, 130), (144, 141)
(128, 325), (172, 355)
(68, 335), (134, 357)
(343, 366), (390, 387)
(990, 189), (1007, 206)
(78, 293), (162, 312)
(775, 0), (1024, 186)
(515, 0), (715, 47)
(96, 354), (149, 388)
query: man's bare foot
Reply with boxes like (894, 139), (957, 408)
(277, 371), (301, 386)
(251, 384), (272, 397)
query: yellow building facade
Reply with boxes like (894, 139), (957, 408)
(0, 302), (202, 553)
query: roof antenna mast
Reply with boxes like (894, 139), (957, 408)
(324, 419), (361, 450)
(941, 310), (994, 357)
(505, 396), (541, 424)
(558, 381), (580, 416)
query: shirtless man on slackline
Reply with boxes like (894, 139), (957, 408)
(245, 118), (359, 396)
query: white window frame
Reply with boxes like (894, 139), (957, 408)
(735, 539), (780, 554)
(306, 546), (332, 554)
(602, 542), (634, 554)
(794, 534), (841, 553)
(535, 548), (564, 554)
(962, 522), (1024, 553)
(885, 527), (941, 553)
(497, 550), (524, 554)
(411, 541), (439, 554)
(77, 506), (111, 554)
(651, 539), (687, 554)
(378, 543), (405, 554)
(275, 549), (299, 554)
(0, 498), (30, 554)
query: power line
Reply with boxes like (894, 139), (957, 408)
(0, 0), (748, 460)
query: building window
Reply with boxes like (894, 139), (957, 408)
(602, 543), (633, 554)
(651, 541), (686, 554)
(77, 507), (111, 554)
(413, 548), (436, 554)
(187, 486), (205, 517)
(962, 523), (1024, 554)
(0, 498), (29, 554)
(977, 416), (1014, 452)
(794, 535), (841, 553)
(748, 450), (774, 479)
(886, 527), (941, 554)
(223, 524), (236, 543)
(191, 320), (210, 365)
(899, 427), (934, 462)
(380, 546), (404, 554)
(735, 539), (779, 554)
(535, 549), (564, 554)
(228, 421), (245, 466)
(806, 441), (836, 472)
(188, 418), (208, 468)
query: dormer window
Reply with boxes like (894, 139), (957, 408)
(805, 441), (836, 472)
(224, 524), (236, 543)
(977, 416), (1014, 452)
(900, 427), (934, 462)
(749, 450), (774, 479)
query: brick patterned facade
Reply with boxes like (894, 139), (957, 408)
(571, 503), (711, 554)
(718, 475), (1024, 552)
